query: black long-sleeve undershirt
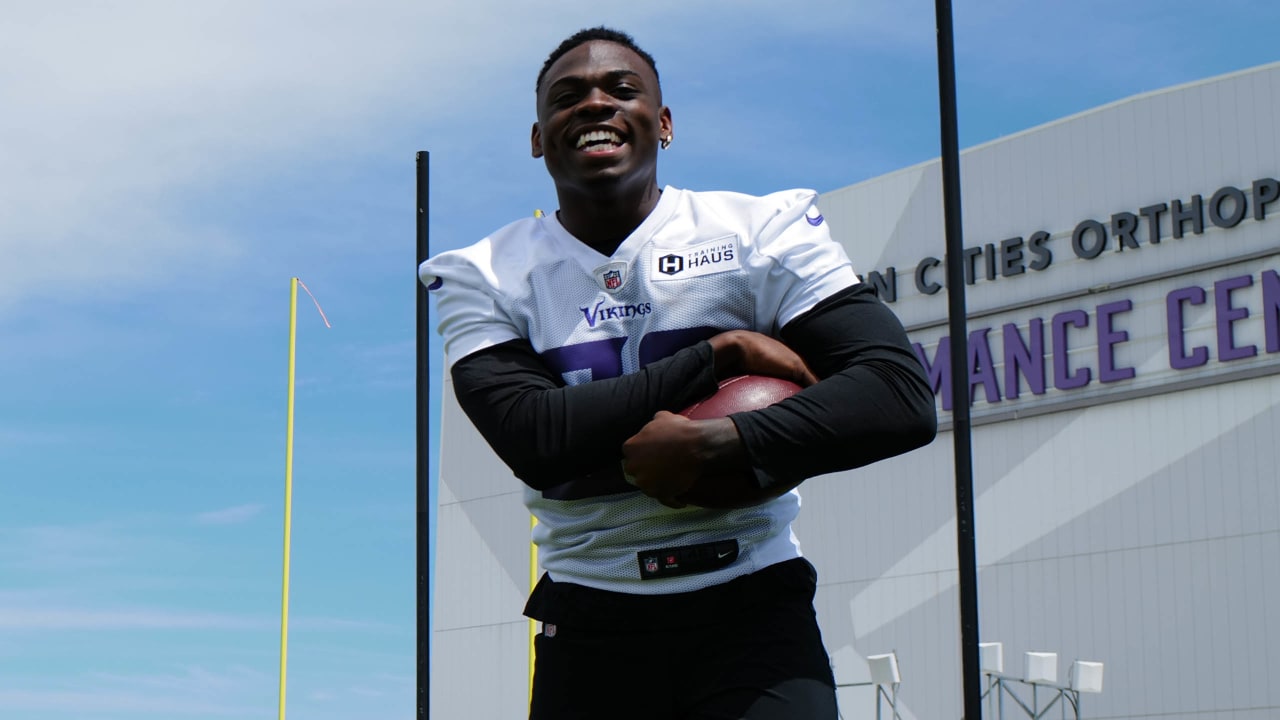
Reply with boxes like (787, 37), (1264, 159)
(735, 283), (937, 485)
(450, 335), (721, 491)
(449, 282), (936, 495)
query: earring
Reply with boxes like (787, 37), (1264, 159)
(660, 135), (672, 150)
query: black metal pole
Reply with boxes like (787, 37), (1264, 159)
(933, 3), (982, 719)
(415, 151), (432, 719)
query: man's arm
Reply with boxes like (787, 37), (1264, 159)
(740, 281), (937, 481)
(621, 283), (937, 507)
(449, 331), (817, 492)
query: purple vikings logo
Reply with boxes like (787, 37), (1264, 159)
(603, 269), (622, 290)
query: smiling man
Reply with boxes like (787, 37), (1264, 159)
(531, 37), (670, 257)
(421, 27), (936, 720)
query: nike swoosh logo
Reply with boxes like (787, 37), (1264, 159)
(805, 213), (824, 226)
(717, 550), (733, 559)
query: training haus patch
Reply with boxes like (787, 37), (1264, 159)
(651, 235), (741, 281)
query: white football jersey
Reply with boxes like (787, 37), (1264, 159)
(421, 186), (858, 594)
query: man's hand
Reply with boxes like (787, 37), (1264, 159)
(623, 332), (815, 508)
(621, 412), (746, 508)
(708, 330), (819, 387)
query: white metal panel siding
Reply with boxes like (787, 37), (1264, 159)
(431, 621), (530, 719)
(432, 374), (533, 714)
(796, 377), (1279, 720)
(810, 63), (1280, 720)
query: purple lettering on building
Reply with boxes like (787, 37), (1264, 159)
(1214, 275), (1257, 362)
(1097, 300), (1136, 383)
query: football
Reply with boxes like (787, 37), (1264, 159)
(679, 374), (803, 420)
(675, 375), (803, 510)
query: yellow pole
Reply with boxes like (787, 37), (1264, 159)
(529, 516), (538, 705)
(278, 277), (299, 720)
(529, 208), (545, 708)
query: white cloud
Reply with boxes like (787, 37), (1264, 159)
(195, 503), (264, 526)
(0, 605), (265, 631)
(0, 523), (129, 570)
(96, 664), (263, 686)
(1, 0), (893, 316)
(2, 1), (489, 312)
(0, 666), (272, 716)
(0, 689), (259, 716)
(0, 427), (67, 448)
(290, 615), (397, 632)
(0, 2), (578, 311)
(0, 601), (393, 632)
(1, 663), (413, 718)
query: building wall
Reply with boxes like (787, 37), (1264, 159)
(432, 376), (531, 718)
(430, 62), (1280, 719)
(812, 62), (1280, 719)
(808, 376), (1279, 719)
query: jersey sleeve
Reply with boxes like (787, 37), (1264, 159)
(420, 244), (523, 366)
(748, 191), (861, 335)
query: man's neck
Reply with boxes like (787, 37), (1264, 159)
(555, 183), (663, 256)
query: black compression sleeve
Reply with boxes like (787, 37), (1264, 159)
(730, 283), (937, 486)
(450, 338), (720, 490)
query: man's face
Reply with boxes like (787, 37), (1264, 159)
(532, 41), (672, 194)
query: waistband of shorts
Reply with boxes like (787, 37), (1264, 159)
(523, 557), (816, 630)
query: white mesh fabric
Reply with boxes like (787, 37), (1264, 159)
(422, 187), (857, 593)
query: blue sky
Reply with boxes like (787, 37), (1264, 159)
(1, 1), (1276, 718)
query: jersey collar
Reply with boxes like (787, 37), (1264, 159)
(542, 186), (682, 275)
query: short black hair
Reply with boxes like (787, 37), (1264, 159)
(535, 27), (660, 93)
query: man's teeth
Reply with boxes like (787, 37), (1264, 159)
(576, 130), (622, 149)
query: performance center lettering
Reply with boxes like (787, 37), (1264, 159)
(894, 176), (1280, 412)
(913, 269), (1280, 410)
(863, 177), (1279, 302)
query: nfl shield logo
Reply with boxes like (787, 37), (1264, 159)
(593, 261), (628, 292)
(645, 557), (659, 573)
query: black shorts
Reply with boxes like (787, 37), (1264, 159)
(525, 558), (837, 720)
